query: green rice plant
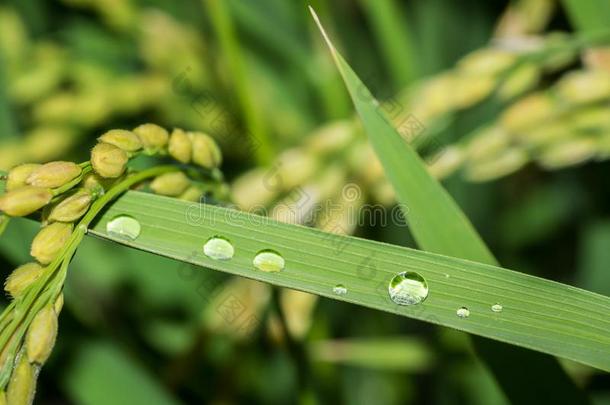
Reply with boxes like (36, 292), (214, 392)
(0, 124), (224, 403)
(1, 2), (610, 404)
(310, 10), (602, 402)
(3, 117), (608, 402)
(79, 188), (610, 374)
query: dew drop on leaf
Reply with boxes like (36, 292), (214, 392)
(203, 236), (234, 260)
(333, 284), (348, 295)
(253, 250), (285, 272)
(456, 307), (470, 318)
(106, 215), (141, 241)
(388, 271), (428, 305)
(491, 303), (503, 313)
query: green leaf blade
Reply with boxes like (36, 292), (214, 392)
(88, 191), (610, 372)
(308, 8), (495, 265)
(308, 8), (592, 403)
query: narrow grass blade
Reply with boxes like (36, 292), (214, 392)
(88, 191), (610, 372)
(205, 0), (274, 164)
(309, 8), (492, 264)
(357, 0), (416, 87)
(561, 0), (610, 33)
(308, 8), (590, 404)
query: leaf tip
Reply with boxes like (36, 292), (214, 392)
(308, 6), (336, 57)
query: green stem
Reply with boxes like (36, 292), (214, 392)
(205, 0), (274, 165)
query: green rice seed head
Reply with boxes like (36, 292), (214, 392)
(274, 148), (319, 191)
(23, 127), (74, 164)
(91, 142), (128, 178)
(178, 185), (204, 202)
(416, 73), (458, 119)
(0, 186), (53, 217)
(54, 293), (64, 314)
(452, 74), (495, 108)
(497, 63), (540, 101)
(133, 123), (169, 149)
(583, 47), (610, 71)
(150, 172), (191, 196)
(26, 161), (81, 188)
(189, 132), (222, 169)
(26, 305), (58, 365)
(427, 146), (465, 179)
(30, 222), (73, 265)
(500, 92), (555, 132)
(231, 168), (279, 211)
(4, 263), (44, 298)
(556, 70), (610, 105)
(98, 129), (142, 152)
(168, 128), (192, 163)
(466, 126), (510, 161)
(6, 164), (41, 191)
(81, 172), (114, 193)
(48, 189), (92, 223)
(6, 354), (37, 405)
(0, 333), (18, 379)
(465, 148), (528, 182)
(538, 138), (598, 169)
(457, 48), (516, 76)
(305, 121), (354, 154)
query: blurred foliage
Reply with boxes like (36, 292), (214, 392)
(0, 0), (609, 403)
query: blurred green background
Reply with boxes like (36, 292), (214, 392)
(1, 0), (610, 403)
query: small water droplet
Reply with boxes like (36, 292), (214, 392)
(388, 271), (429, 305)
(333, 284), (348, 295)
(491, 303), (503, 313)
(106, 215), (141, 241)
(253, 250), (285, 272)
(203, 236), (234, 260)
(456, 307), (470, 318)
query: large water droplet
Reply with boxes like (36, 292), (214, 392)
(388, 271), (428, 305)
(456, 307), (470, 318)
(203, 236), (234, 260)
(333, 284), (348, 295)
(253, 250), (285, 272)
(106, 215), (141, 241)
(491, 303), (503, 313)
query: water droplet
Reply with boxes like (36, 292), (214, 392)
(491, 303), (503, 313)
(333, 284), (348, 295)
(253, 250), (285, 272)
(456, 307), (470, 318)
(388, 271), (429, 305)
(203, 236), (234, 260)
(106, 215), (141, 241)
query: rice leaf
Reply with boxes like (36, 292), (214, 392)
(561, 0), (610, 33)
(88, 191), (610, 373)
(205, 0), (274, 164)
(309, 8), (591, 404)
